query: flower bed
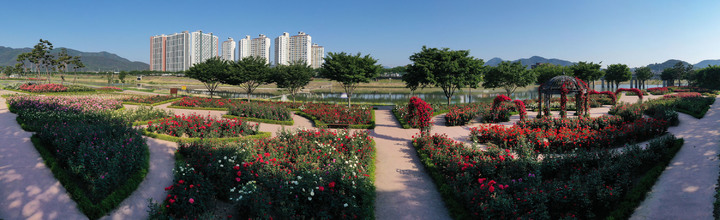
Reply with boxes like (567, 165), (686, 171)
(299, 103), (373, 127)
(407, 97), (433, 130)
(149, 129), (376, 219)
(171, 97), (245, 109)
(616, 88), (644, 99)
(444, 103), (488, 126)
(413, 133), (682, 219)
(19, 83), (67, 92)
(146, 114), (260, 139)
(121, 95), (178, 105)
(471, 116), (668, 152)
(589, 90), (617, 104)
(228, 102), (292, 122)
(663, 92), (702, 99)
(96, 86), (123, 91)
(611, 93), (715, 120)
(7, 95), (148, 219)
(647, 87), (671, 95)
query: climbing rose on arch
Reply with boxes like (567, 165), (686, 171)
(408, 97), (433, 132)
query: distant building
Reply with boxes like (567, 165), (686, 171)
(238, 35), (251, 60)
(274, 32), (290, 66)
(290, 32), (312, 65)
(222, 37), (236, 61)
(150, 30), (218, 72)
(238, 34), (270, 64)
(311, 43), (324, 69)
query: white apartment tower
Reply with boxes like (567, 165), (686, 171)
(274, 32), (290, 66)
(238, 35), (251, 60)
(190, 31), (219, 66)
(311, 43), (325, 69)
(150, 30), (218, 72)
(222, 37), (236, 61)
(290, 32), (312, 65)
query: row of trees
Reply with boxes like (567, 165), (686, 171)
(2, 39), (85, 83)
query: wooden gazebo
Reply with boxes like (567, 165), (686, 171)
(537, 75), (590, 118)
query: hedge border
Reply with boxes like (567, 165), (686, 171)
(122, 97), (182, 106)
(140, 129), (271, 143)
(29, 135), (149, 220)
(221, 114), (294, 125)
(293, 109), (376, 129)
(166, 105), (229, 111)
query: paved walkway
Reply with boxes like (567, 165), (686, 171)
(372, 106), (452, 220)
(631, 96), (720, 220)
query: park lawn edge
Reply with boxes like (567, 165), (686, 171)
(412, 135), (684, 220)
(140, 129), (271, 143)
(221, 114), (294, 125)
(122, 97), (183, 106)
(28, 135), (150, 220)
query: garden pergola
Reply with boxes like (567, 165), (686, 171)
(537, 75), (590, 118)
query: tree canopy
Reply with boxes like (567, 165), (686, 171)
(319, 52), (381, 107)
(661, 61), (692, 86)
(273, 60), (315, 103)
(185, 57), (231, 98)
(634, 66), (653, 89)
(404, 46), (485, 104)
(483, 61), (536, 96)
(533, 63), (570, 85)
(604, 64), (632, 89)
(690, 65), (720, 89)
(226, 56), (272, 101)
(571, 61), (604, 87)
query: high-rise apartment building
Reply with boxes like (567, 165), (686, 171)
(222, 37), (236, 61)
(311, 43), (325, 69)
(274, 31), (314, 66)
(251, 34), (271, 64)
(238, 35), (251, 60)
(274, 32), (290, 66)
(150, 30), (218, 72)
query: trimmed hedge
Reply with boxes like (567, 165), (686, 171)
(141, 129), (271, 143)
(221, 114), (294, 125)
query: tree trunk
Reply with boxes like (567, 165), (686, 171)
(347, 92), (352, 107)
(447, 96), (451, 105)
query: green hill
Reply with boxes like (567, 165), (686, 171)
(485, 56), (574, 68)
(0, 46), (148, 71)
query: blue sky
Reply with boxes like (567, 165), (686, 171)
(1, 0), (718, 68)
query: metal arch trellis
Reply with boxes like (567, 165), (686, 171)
(537, 75), (590, 118)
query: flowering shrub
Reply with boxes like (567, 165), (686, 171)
(172, 97), (243, 108)
(413, 133), (681, 219)
(300, 103), (372, 125)
(492, 95), (512, 108)
(156, 129), (375, 219)
(668, 86), (714, 93)
(471, 116), (668, 152)
(407, 97), (433, 130)
(8, 95), (147, 205)
(146, 114), (259, 138)
(513, 100), (527, 120)
(444, 103), (488, 126)
(647, 87), (671, 95)
(229, 102), (292, 121)
(19, 83), (67, 92)
(664, 92), (702, 99)
(589, 90), (617, 105)
(121, 95), (177, 104)
(616, 88), (644, 99)
(96, 86), (123, 91)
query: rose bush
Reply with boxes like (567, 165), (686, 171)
(146, 114), (259, 138)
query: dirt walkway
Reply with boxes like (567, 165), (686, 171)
(631, 96), (720, 220)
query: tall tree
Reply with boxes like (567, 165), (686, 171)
(16, 52), (31, 74)
(227, 56), (272, 102)
(691, 65), (720, 89)
(30, 39), (54, 83)
(319, 52), (382, 107)
(571, 61), (604, 88)
(56, 48), (73, 84)
(634, 66), (653, 89)
(604, 64), (632, 89)
(70, 56), (85, 84)
(533, 63), (570, 85)
(118, 71), (127, 87)
(185, 57), (231, 98)
(405, 46), (485, 105)
(273, 60), (315, 103)
(483, 61), (536, 96)
(661, 61), (693, 87)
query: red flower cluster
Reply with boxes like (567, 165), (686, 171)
(19, 83), (67, 92)
(663, 92), (702, 99)
(588, 90), (617, 104)
(647, 87), (670, 95)
(301, 103), (372, 125)
(172, 97), (243, 108)
(146, 114), (258, 138)
(96, 86), (123, 91)
(407, 97), (433, 130)
(513, 100), (527, 120)
(444, 103), (488, 126)
(616, 88), (643, 99)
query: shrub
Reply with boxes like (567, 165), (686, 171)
(228, 102), (292, 121)
(647, 87), (670, 95)
(122, 95), (177, 104)
(19, 83), (67, 92)
(110, 106), (172, 122)
(445, 103), (487, 126)
(146, 114), (259, 138)
(299, 103), (372, 125)
(172, 97), (243, 108)
(407, 97), (433, 130)
(616, 88), (643, 99)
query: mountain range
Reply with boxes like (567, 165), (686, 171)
(485, 56), (720, 71)
(0, 46), (148, 72)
